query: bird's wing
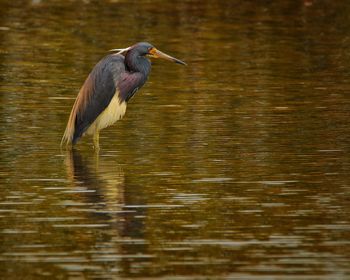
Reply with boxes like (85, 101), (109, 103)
(62, 54), (141, 145)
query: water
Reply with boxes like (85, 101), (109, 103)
(1, 0), (350, 279)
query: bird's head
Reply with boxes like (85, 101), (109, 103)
(110, 42), (186, 66)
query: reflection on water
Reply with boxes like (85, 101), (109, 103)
(65, 150), (125, 218)
(1, 0), (350, 279)
(1, 151), (129, 279)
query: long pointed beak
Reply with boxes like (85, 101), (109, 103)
(151, 48), (187, 66)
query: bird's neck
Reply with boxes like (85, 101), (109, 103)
(125, 50), (151, 77)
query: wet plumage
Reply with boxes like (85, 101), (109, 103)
(61, 42), (186, 150)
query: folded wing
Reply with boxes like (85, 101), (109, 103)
(62, 54), (129, 145)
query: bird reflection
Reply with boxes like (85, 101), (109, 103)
(64, 150), (125, 223)
(64, 150), (147, 276)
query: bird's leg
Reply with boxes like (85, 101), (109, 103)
(93, 147), (100, 170)
(93, 131), (100, 151)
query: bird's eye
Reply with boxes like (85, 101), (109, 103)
(148, 47), (156, 55)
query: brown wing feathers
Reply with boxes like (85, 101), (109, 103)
(61, 55), (125, 146)
(61, 73), (95, 146)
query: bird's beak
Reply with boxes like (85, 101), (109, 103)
(148, 47), (187, 66)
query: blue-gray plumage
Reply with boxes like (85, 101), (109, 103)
(61, 42), (186, 150)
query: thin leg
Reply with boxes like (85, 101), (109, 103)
(93, 147), (100, 170)
(93, 131), (100, 151)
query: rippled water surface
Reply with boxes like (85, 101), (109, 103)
(1, 0), (350, 279)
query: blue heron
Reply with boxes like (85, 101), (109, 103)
(61, 42), (186, 150)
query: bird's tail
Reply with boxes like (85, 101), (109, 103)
(61, 102), (77, 148)
(61, 120), (74, 148)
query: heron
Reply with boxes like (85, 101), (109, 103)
(61, 42), (186, 150)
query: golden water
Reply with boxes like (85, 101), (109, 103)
(1, 1), (350, 279)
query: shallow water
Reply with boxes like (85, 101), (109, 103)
(1, 0), (350, 279)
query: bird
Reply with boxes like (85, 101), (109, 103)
(61, 42), (186, 150)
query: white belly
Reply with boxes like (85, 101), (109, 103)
(86, 94), (127, 135)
